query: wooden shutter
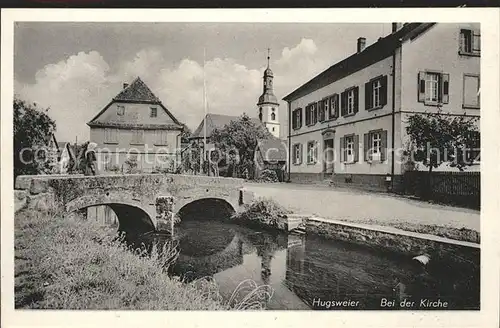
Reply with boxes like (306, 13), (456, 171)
(380, 75), (388, 107)
(354, 134), (359, 162)
(441, 73), (450, 104)
(305, 106), (310, 126)
(299, 144), (303, 164)
(418, 71), (426, 102)
(365, 81), (372, 110)
(472, 30), (480, 52)
(334, 94), (339, 118)
(364, 133), (370, 162)
(340, 91), (347, 116)
(313, 103), (317, 124)
(381, 130), (388, 162)
(353, 87), (359, 114)
(340, 137), (345, 162)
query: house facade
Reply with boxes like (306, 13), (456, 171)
(284, 23), (480, 190)
(87, 77), (184, 173)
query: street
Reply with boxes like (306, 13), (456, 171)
(244, 182), (480, 233)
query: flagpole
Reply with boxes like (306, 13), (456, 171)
(203, 47), (208, 176)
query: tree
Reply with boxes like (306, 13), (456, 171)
(14, 97), (57, 178)
(211, 113), (272, 179)
(405, 110), (480, 197)
(180, 123), (192, 144)
(181, 141), (202, 174)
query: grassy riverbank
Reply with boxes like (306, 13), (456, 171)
(14, 207), (231, 310)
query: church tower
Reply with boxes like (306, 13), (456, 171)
(257, 49), (280, 138)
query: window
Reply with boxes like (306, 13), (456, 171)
(323, 98), (330, 121)
(272, 127), (275, 132)
(460, 29), (480, 56)
(426, 73), (439, 102)
(155, 130), (169, 146)
(329, 94), (339, 119)
(259, 108), (263, 121)
(341, 87), (359, 116)
(317, 101), (324, 122)
(104, 128), (118, 144)
(365, 76), (388, 110)
(418, 71), (449, 105)
(271, 109), (276, 121)
(307, 141), (318, 164)
(345, 136), (354, 163)
(364, 130), (387, 162)
(463, 74), (480, 109)
(131, 129), (144, 145)
(150, 107), (157, 118)
(293, 143), (302, 165)
(117, 105), (125, 116)
(305, 103), (318, 126)
(292, 108), (303, 130)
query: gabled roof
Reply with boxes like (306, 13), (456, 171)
(87, 76), (183, 129)
(256, 138), (287, 162)
(283, 23), (435, 102)
(191, 113), (262, 139)
(113, 77), (161, 103)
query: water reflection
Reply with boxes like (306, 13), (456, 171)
(139, 218), (479, 310)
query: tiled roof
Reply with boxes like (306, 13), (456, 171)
(191, 113), (262, 139)
(113, 77), (161, 103)
(283, 23), (435, 102)
(256, 138), (287, 162)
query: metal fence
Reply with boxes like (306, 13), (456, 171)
(402, 171), (480, 209)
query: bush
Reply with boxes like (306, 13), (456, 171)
(231, 197), (291, 230)
(256, 169), (279, 183)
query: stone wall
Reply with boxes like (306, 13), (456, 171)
(306, 217), (479, 265)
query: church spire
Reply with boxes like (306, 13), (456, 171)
(267, 48), (270, 69)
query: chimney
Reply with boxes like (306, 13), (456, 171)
(357, 37), (366, 53)
(123, 83), (129, 89)
(392, 23), (405, 33)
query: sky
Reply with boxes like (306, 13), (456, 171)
(14, 22), (392, 142)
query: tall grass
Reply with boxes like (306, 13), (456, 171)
(14, 207), (273, 310)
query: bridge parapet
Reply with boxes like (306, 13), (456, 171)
(15, 174), (254, 231)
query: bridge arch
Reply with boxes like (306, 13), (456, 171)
(177, 197), (236, 221)
(65, 195), (156, 236)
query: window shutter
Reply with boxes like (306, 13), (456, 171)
(380, 75), (388, 107)
(299, 144), (303, 164)
(364, 133), (370, 162)
(365, 81), (372, 110)
(334, 94), (339, 118)
(341, 91), (347, 116)
(418, 71), (426, 102)
(299, 108), (303, 128)
(473, 30), (480, 52)
(354, 134), (359, 162)
(314, 142), (318, 163)
(381, 130), (388, 162)
(313, 104), (318, 124)
(441, 73), (450, 104)
(353, 87), (359, 114)
(340, 137), (345, 162)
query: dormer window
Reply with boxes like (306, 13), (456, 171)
(117, 105), (125, 116)
(150, 107), (157, 118)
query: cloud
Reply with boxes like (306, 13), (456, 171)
(15, 38), (332, 141)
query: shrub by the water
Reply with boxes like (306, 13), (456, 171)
(14, 207), (273, 310)
(231, 197), (292, 230)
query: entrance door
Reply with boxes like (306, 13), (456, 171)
(323, 139), (334, 175)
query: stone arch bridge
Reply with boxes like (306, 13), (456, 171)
(15, 174), (254, 234)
